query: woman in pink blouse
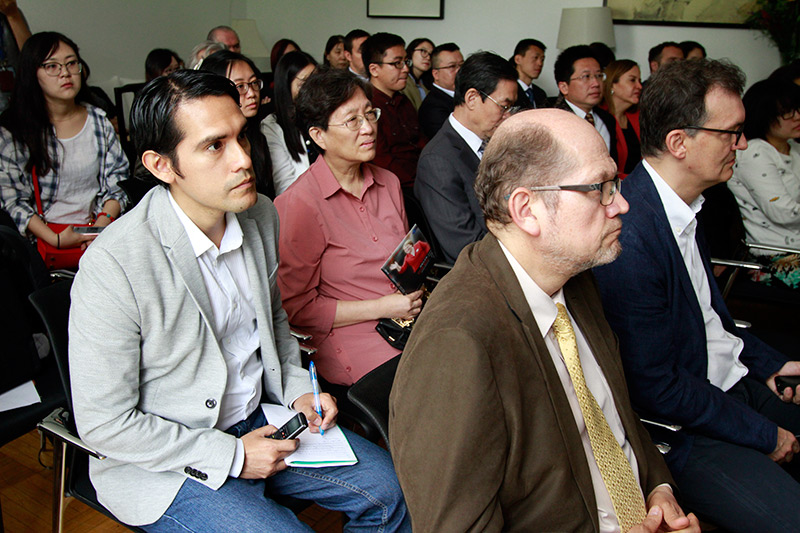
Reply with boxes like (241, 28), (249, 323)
(275, 68), (424, 386)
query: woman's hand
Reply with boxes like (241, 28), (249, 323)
(56, 226), (97, 250)
(379, 290), (424, 320)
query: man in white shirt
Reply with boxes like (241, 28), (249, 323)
(594, 58), (800, 532)
(414, 51), (517, 264)
(418, 42), (463, 138)
(69, 70), (410, 532)
(511, 38), (548, 109)
(343, 28), (369, 81)
(391, 107), (698, 532)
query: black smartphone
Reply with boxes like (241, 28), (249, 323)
(775, 375), (800, 392)
(267, 412), (308, 440)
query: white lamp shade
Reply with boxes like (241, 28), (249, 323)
(557, 7), (616, 50)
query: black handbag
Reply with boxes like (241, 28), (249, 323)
(375, 317), (414, 350)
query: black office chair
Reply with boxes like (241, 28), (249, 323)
(113, 82), (145, 165)
(346, 355), (401, 450)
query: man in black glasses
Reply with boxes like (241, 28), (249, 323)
(391, 108), (698, 532)
(594, 59), (800, 532)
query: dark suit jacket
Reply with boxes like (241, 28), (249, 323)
(593, 163), (787, 473)
(414, 119), (485, 264)
(514, 81), (548, 109)
(418, 86), (454, 139)
(390, 234), (673, 532)
(554, 95), (618, 163)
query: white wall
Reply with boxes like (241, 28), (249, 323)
(244, 0), (781, 94)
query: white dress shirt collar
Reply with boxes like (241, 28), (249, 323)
(433, 82), (454, 98)
(168, 191), (243, 257)
(643, 159), (704, 238)
(449, 113), (484, 160)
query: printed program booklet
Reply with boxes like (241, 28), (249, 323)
(381, 224), (433, 294)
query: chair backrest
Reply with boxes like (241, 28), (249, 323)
(346, 354), (401, 449)
(697, 182), (748, 260)
(28, 279), (74, 411)
(113, 82), (146, 165)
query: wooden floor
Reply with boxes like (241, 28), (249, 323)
(1, 430), (343, 533)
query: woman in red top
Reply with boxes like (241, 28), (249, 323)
(602, 60), (643, 177)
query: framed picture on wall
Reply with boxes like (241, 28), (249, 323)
(367, 0), (444, 19)
(605, 0), (756, 27)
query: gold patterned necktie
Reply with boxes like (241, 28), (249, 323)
(552, 303), (647, 532)
(585, 112), (595, 126)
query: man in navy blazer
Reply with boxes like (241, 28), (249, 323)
(594, 59), (800, 532)
(418, 43), (463, 139)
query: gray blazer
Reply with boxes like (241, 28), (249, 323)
(69, 186), (312, 526)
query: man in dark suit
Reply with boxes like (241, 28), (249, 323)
(593, 59), (800, 532)
(553, 45), (617, 162)
(391, 108), (699, 532)
(414, 51), (517, 264)
(418, 42), (462, 139)
(511, 38), (548, 109)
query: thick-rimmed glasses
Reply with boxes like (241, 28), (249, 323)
(518, 175), (621, 206)
(378, 59), (408, 70)
(234, 79), (263, 94)
(781, 109), (800, 121)
(479, 91), (515, 114)
(681, 125), (745, 145)
(329, 108), (381, 131)
(40, 59), (82, 77)
(413, 48), (432, 58)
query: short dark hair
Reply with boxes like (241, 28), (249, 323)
(475, 116), (575, 225)
(588, 42), (615, 69)
(360, 32), (405, 75)
(344, 29), (370, 53)
(743, 78), (800, 142)
(648, 41), (682, 64)
(679, 40), (706, 59)
(199, 50), (260, 82)
(640, 58), (745, 157)
(431, 42), (460, 68)
(512, 38), (546, 59)
(295, 67), (371, 154)
(769, 59), (800, 84)
(454, 51), (518, 107)
(145, 48), (183, 82)
(130, 70), (240, 185)
(323, 35), (344, 66)
(554, 45), (597, 84)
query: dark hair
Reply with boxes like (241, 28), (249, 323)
(360, 32), (405, 76)
(431, 42), (460, 68)
(743, 78), (800, 142)
(344, 29), (370, 53)
(769, 59), (800, 83)
(648, 41), (682, 64)
(512, 38), (547, 59)
(271, 39), (300, 72)
(602, 59), (639, 116)
(323, 35), (344, 66)
(454, 51), (518, 107)
(406, 37), (434, 61)
(679, 40), (706, 59)
(198, 51), (274, 197)
(0, 32), (91, 175)
(274, 51), (318, 162)
(295, 67), (371, 154)
(145, 48), (183, 82)
(554, 45), (597, 84)
(589, 42), (615, 69)
(130, 70), (240, 187)
(640, 58), (745, 157)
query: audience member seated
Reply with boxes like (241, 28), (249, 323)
(415, 51), (517, 264)
(589, 41), (616, 69)
(679, 40), (706, 60)
(361, 32), (425, 190)
(728, 78), (800, 288)
(270, 38), (299, 73)
(511, 38), (548, 109)
(601, 59), (642, 177)
(593, 59), (800, 533)
(0, 32), (127, 261)
(207, 24), (240, 53)
(343, 29), (369, 81)
(145, 48), (184, 81)
(770, 59), (800, 85)
(391, 108), (698, 533)
(400, 37), (433, 110)
(276, 68), (423, 386)
(188, 40), (225, 70)
(418, 42), (462, 139)
(68, 69), (410, 531)
(261, 51), (316, 195)
(645, 41), (683, 84)
(553, 45), (617, 160)
(0, 0), (31, 113)
(323, 34), (348, 69)
(200, 50), (274, 198)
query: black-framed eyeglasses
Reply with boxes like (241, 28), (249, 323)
(378, 59), (408, 70)
(329, 108), (381, 131)
(780, 109), (800, 121)
(681, 125), (745, 145)
(234, 79), (263, 94)
(511, 175), (621, 206)
(413, 48), (432, 58)
(40, 59), (82, 77)
(479, 91), (514, 114)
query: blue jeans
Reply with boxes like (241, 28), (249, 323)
(143, 409), (411, 532)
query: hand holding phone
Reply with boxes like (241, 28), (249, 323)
(775, 375), (800, 393)
(73, 225), (105, 235)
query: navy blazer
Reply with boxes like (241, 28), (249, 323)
(593, 162), (787, 473)
(418, 86), (454, 139)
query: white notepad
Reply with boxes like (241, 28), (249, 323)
(261, 403), (358, 468)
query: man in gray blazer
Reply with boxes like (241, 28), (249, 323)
(414, 51), (517, 264)
(69, 71), (410, 531)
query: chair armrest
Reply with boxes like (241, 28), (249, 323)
(290, 329), (312, 342)
(747, 242), (800, 255)
(298, 343), (317, 357)
(639, 418), (682, 432)
(710, 258), (763, 271)
(734, 319), (752, 329)
(38, 408), (106, 460)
